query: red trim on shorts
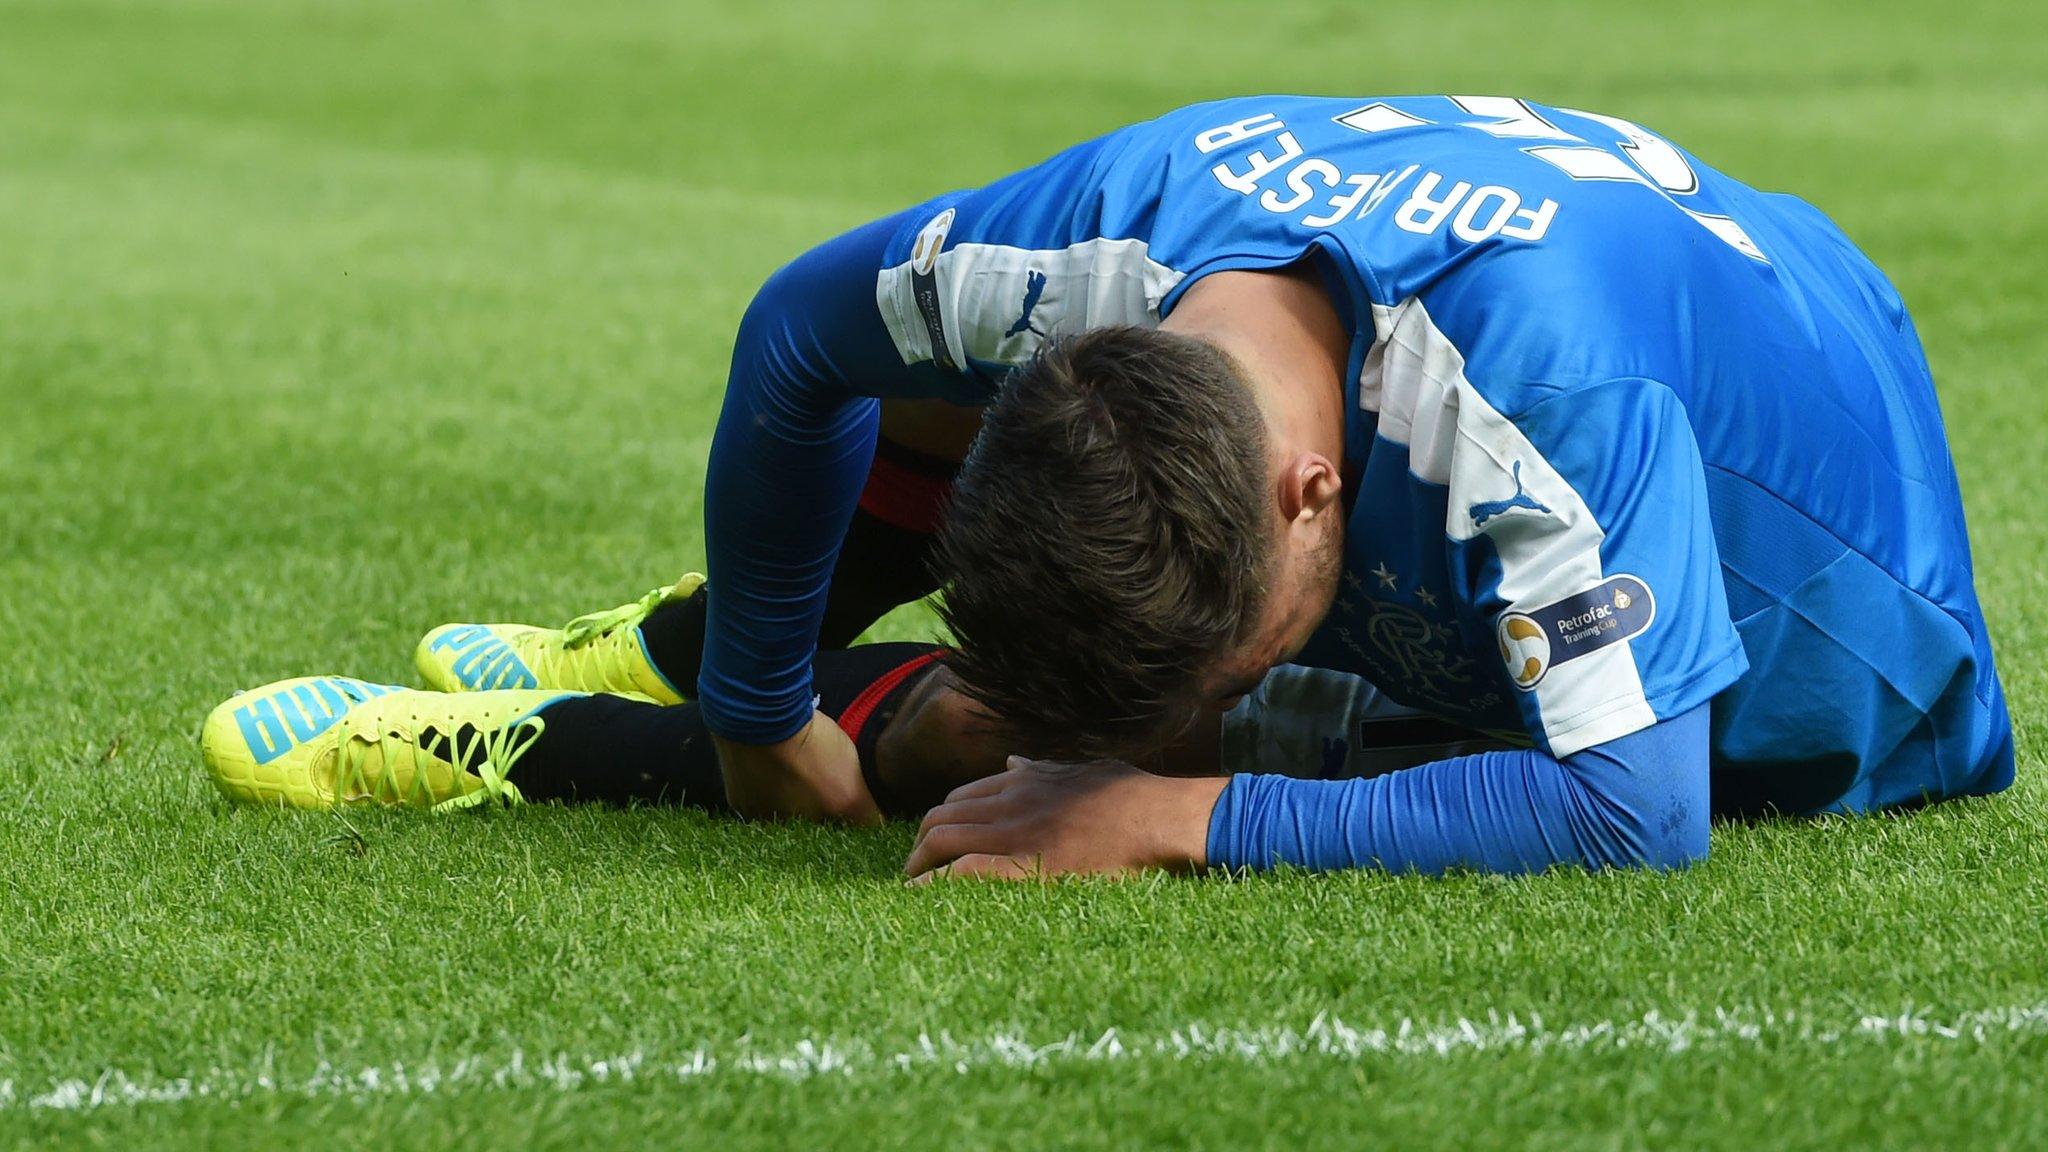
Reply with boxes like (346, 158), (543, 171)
(835, 650), (946, 744)
(857, 453), (953, 535)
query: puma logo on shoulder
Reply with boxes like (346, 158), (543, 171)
(1004, 269), (1048, 339)
(1468, 461), (1552, 528)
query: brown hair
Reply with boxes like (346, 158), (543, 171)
(935, 326), (1271, 758)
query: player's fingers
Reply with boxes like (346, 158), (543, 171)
(909, 853), (1040, 886)
(914, 795), (1008, 842)
(902, 821), (1004, 878)
(951, 852), (1040, 880)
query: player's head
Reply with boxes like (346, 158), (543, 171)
(936, 326), (1344, 758)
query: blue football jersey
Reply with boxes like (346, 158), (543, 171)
(870, 94), (2012, 811)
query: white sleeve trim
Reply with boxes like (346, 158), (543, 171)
(876, 226), (1184, 371)
(1542, 696), (1658, 759)
(1361, 295), (1658, 754)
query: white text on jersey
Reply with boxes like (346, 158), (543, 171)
(1194, 112), (1561, 244)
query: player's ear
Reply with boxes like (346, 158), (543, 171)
(1278, 451), (1342, 524)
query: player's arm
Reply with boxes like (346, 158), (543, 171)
(700, 131), (1131, 819)
(1189, 376), (1734, 874)
(1202, 709), (1709, 872)
(902, 709), (1707, 879)
(698, 209), (949, 821)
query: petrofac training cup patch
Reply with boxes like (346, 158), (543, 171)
(1496, 575), (1656, 690)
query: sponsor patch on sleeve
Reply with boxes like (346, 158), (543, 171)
(1495, 575), (1656, 690)
(908, 209), (959, 373)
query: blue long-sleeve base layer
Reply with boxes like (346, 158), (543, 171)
(1207, 705), (1711, 874)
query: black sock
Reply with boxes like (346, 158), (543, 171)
(824, 437), (957, 645)
(506, 694), (726, 808)
(501, 643), (946, 814)
(815, 644), (947, 817)
(637, 583), (709, 698)
(420, 717), (713, 807)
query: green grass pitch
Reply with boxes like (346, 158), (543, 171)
(3, 0), (2045, 1146)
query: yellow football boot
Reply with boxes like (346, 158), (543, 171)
(201, 676), (580, 810)
(415, 573), (702, 704)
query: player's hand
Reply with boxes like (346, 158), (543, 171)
(714, 711), (882, 825)
(904, 757), (1227, 883)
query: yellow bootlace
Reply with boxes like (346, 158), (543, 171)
(559, 584), (673, 650)
(328, 711), (546, 812)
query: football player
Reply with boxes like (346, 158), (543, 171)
(204, 95), (2013, 879)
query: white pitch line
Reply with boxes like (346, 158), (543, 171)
(5, 1003), (2046, 1114)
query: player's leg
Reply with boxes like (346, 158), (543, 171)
(203, 645), (960, 817)
(507, 642), (951, 815)
(510, 659), (1507, 816)
(209, 653), (1505, 817)
(829, 397), (980, 643)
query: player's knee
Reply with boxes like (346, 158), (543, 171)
(874, 671), (1013, 813)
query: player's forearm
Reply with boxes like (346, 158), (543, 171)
(1205, 706), (1710, 875)
(695, 218), (912, 745)
(697, 374), (877, 744)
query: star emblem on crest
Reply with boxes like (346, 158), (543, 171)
(1416, 586), (1439, 608)
(1371, 562), (1398, 591)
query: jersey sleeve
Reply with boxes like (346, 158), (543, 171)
(699, 132), (1166, 744)
(1206, 704), (1712, 874)
(871, 131), (1188, 383)
(696, 210), (949, 744)
(1447, 377), (1749, 757)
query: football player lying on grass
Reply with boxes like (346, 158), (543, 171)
(203, 94), (2014, 880)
